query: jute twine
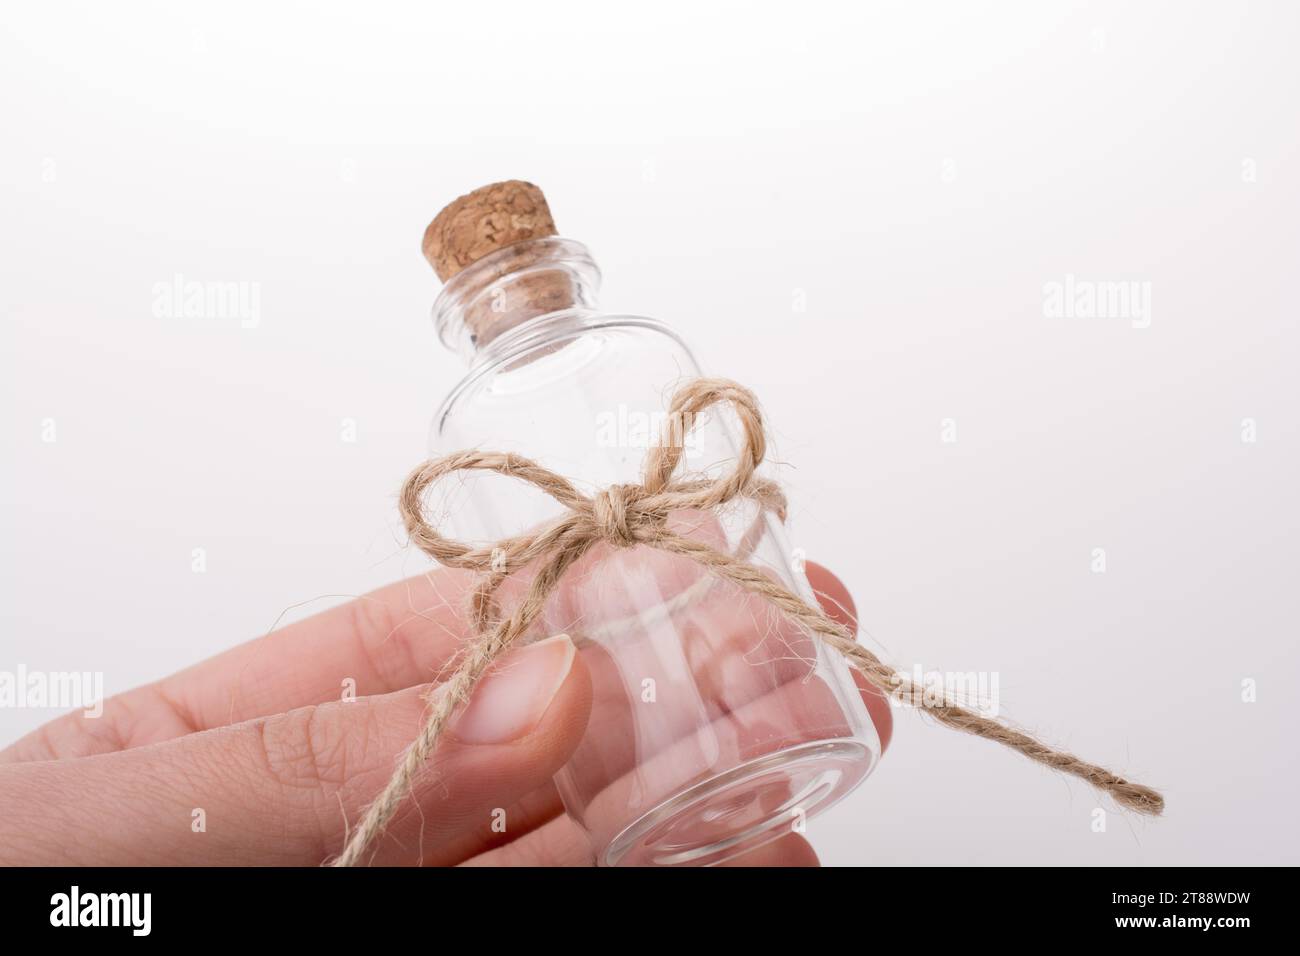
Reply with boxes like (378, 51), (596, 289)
(331, 378), (1162, 866)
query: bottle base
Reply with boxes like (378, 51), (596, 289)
(601, 739), (874, 867)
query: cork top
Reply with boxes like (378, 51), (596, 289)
(422, 180), (558, 282)
(425, 181), (599, 356)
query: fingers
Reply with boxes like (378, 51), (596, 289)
(162, 568), (483, 735)
(0, 546), (889, 872)
(0, 518), (766, 762)
(805, 560), (893, 754)
(462, 814), (820, 867)
(717, 833), (820, 867)
(447, 558), (895, 868)
(804, 560), (859, 630)
(0, 554), (882, 867)
(0, 567), (482, 762)
(2, 551), (884, 766)
(552, 557), (892, 808)
(460, 812), (596, 867)
(0, 636), (592, 866)
(567, 662), (870, 864)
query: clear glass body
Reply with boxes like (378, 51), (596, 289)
(427, 238), (878, 865)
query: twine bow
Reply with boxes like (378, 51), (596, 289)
(332, 378), (1162, 866)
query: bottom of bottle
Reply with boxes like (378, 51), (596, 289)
(601, 739), (874, 867)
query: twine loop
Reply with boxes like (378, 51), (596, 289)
(331, 377), (1162, 866)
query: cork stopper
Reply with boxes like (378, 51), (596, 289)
(425, 181), (593, 353)
(422, 180), (558, 282)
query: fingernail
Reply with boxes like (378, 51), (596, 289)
(450, 634), (576, 745)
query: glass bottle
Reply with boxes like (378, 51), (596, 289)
(420, 182), (880, 866)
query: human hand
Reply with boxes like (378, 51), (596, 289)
(0, 561), (889, 866)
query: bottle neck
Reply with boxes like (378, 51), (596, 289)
(433, 237), (602, 363)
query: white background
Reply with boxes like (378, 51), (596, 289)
(2, 0), (1297, 865)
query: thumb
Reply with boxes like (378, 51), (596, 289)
(0, 635), (592, 866)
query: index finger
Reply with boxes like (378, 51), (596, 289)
(0, 565), (481, 762)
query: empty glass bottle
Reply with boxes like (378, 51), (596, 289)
(420, 182), (880, 865)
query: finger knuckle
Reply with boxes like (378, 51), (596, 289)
(346, 596), (420, 690)
(252, 705), (345, 802)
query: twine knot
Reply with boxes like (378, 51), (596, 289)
(331, 377), (1163, 867)
(591, 483), (645, 546)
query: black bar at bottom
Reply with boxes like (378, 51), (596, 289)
(0, 865), (1276, 942)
